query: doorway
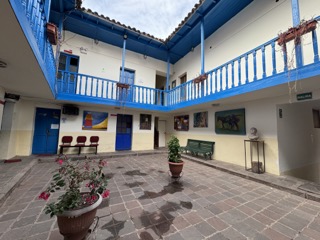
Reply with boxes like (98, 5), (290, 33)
(119, 68), (135, 102)
(115, 114), (133, 150)
(32, 108), (61, 154)
(277, 100), (320, 183)
(57, 53), (79, 94)
(180, 73), (187, 101)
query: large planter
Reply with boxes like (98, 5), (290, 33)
(168, 161), (184, 178)
(46, 23), (58, 45)
(56, 193), (102, 240)
(278, 19), (317, 46)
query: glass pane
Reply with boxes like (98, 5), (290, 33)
(58, 55), (67, 70)
(70, 57), (78, 66)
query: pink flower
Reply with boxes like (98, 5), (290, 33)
(57, 159), (63, 165)
(91, 195), (97, 201)
(102, 190), (110, 198)
(99, 160), (108, 167)
(38, 191), (50, 201)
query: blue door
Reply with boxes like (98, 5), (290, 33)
(119, 69), (135, 102)
(57, 53), (79, 94)
(115, 114), (132, 150)
(32, 108), (61, 154)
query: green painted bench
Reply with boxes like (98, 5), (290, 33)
(180, 139), (215, 160)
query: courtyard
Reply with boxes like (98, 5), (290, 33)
(0, 154), (320, 239)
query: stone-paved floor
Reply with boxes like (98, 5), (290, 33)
(1, 154), (320, 240)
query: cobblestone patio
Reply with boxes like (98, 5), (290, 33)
(0, 154), (320, 239)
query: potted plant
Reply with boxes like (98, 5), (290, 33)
(38, 155), (110, 240)
(168, 135), (184, 178)
(277, 19), (317, 46)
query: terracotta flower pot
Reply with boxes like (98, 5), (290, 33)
(46, 23), (58, 45)
(168, 161), (184, 178)
(56, 193), (102, 240)
(277, 20), (317, 46)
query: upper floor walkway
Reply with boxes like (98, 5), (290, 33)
(56, 16), (320, 111)
(6, 0), (320, 112)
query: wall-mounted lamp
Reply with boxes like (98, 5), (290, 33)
(0, 60), (7, 68)
(191, 47), (194, 52)
(123, 34), (128, 40)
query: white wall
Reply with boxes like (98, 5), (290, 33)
(166, 96), (289, 174)
(171, 0), (320, 86)
(278, 99), (320, 177)
(59, 31), (169, 88)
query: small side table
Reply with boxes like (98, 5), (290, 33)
(244, 140), (265, 174)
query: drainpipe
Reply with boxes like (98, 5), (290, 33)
(291, 0), (303, 67)
(121, 34), (127, 83)
(200, 18), (205, 74)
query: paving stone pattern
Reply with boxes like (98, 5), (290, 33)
(0, 154), (320, 239)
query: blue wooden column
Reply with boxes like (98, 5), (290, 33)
(44, 0), (52, 21)
(166, 55), (170, 90)
(200, 18), (205, 74)
(121, 35), (127, 82)
(166, 55), (170, 106)
(200, 18), (205, 97)
(291, 0), (303, 67)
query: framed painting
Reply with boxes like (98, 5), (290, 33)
(215, 108), (246, 135)
(174, 115), (189, 131)
(194, 111), (208, 128)
(140, 114), (152, 130)
(82, 111), (108, 130)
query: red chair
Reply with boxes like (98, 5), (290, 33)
(75, 136), (87, 154)
(89, 136), (99, 154)
(59, 136), (73, 154)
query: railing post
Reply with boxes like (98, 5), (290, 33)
(272, 41), (277, 75)
(283, 43), (288, 71)
(245, 55), (249, 84)
(238, 58), (241, 85)
(262, 46), (266, 78)
(231, 62), (234, 88)
(312, 29), (319, 62)
(253, 50), (257, 81)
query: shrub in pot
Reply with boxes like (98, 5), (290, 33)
(167, 135), (184, 178)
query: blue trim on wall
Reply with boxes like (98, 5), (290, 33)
(10, 0), (56, 97)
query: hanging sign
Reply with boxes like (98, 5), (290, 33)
(297, 92), (312, 101)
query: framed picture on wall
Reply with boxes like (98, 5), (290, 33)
(172, 80), (176, 88)
(140, 114), (152, 130)
(174, 115), (189, 131)
(82, 111), (108, 130)
(215, 108), (246, 135)
(194, 111), (208, 128)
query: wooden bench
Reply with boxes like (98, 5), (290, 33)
(180, 139), (215, 159)
(59, 136), (99, 155)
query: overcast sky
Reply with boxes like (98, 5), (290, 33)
(82, 0), (199, 39)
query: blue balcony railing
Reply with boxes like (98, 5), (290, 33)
(168, 17), (320, 108)
(11, 0), (56, 94)
(56, 17), (320, 111)
(56, 71), (167, 107)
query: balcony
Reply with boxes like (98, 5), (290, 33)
(56, 16), (320, 111)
